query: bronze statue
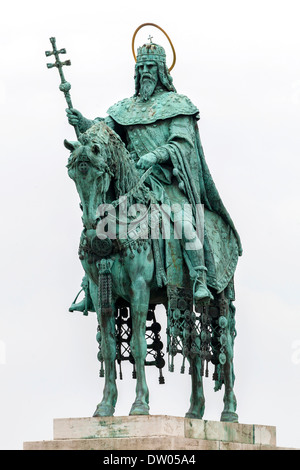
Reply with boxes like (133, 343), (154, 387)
(46, 24), (242, 422)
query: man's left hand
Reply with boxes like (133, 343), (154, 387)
(136, 153), (157, 170)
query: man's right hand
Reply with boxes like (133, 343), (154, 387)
(66, 108), (83, 127)
(66, 108), (93, 133)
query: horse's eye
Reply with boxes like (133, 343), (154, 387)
(78, 162), (88, 174)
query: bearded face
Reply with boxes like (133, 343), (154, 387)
(137, 61), (159, 101)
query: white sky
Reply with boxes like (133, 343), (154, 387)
(0, 0), (300, 450)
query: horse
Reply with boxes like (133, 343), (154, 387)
(64, 120), (238, 422)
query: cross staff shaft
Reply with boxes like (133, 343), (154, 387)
(45, 37), (79, 137)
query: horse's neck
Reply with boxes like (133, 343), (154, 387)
(100, 182), (116, 205)
(77, 178), (115, 230)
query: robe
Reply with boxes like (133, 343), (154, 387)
(94, 90), (242, 293)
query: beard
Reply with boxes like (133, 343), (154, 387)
(140, 77), (157, 101)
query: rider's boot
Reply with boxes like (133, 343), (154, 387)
(69, 298), (87, 313)
(193, 266), (214, 304)
(69, 276), (95, 314)
(184, 247), (214, 305)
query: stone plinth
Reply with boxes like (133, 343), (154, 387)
(23, 415), (294, 450)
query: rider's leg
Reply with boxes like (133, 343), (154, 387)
(173, 204), (213, 303)
(184, 241), (214, 303)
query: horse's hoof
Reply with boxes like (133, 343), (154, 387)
(129, 402), (149, 416)
(93, 403), (115, 417)
(220, 411), (238, 423)
(185, 411), (203, 420)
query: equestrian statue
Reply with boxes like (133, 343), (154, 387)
(46, 24), (242, 423)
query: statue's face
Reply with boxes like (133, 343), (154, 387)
(137, 60), (159, 101)
(138, 61), (158, 81)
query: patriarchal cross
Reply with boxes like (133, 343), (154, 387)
(45, 37), (80, 138)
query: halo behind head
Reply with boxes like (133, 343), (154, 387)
(132, 23), (176, 72)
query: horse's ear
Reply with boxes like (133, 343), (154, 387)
(92, 144), (100, 155)
(64, 139), (80, 151)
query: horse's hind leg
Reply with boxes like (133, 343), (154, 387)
(185, 350), (205, 419)
(220, 300), (238, 422)
(129, 276), (150, 416)
(221, 354), (238, 422)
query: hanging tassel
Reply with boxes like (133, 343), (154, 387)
(158, 369), (165, 384)
(99, 361), (104, 378)
(205, 360), (209, 377)
(132, 363), (136, 379)
(180, 357), (186, 374)
(213, 364), (218, 381)
(119, 362), (123, 380)
(169, 354), (174, 372)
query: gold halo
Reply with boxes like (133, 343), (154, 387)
(132, 23), (176, 72)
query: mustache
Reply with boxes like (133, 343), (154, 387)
(141, 73), (155, 81)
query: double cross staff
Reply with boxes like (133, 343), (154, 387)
(45, 37), (80, 138)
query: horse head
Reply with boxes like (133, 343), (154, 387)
(65, 122), (116, 230)
(65, 121), (149, 233)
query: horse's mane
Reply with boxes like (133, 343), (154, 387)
(79, 121), (150, 204)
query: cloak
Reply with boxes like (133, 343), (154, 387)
(106, 92), (242, 293)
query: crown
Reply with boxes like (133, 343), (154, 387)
(132, 24), (176, 72)
(136, 43), (167, 65)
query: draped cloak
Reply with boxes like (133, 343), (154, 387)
(97, 91), (242, 294)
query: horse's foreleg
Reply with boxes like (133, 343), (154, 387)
(89, 281), (117, 417)
(93, 305), (118, 417)
(129, 276), (150, 416)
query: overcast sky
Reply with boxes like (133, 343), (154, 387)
(0, 0), (299, 450)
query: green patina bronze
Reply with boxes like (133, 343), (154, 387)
(46, 33), (242, 422)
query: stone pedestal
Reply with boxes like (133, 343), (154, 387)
(23, 415), (295, 450)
